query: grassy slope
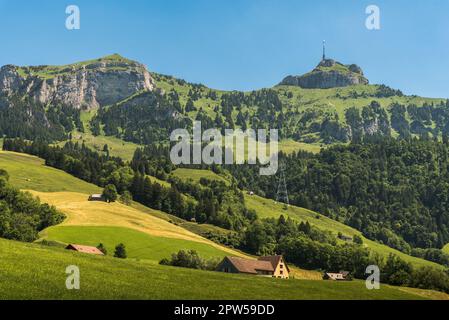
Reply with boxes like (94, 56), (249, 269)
(245, 194), (441, 269)
(0, 150), (245, 259)
(0, 151), (100, 194)
(171, 168), (230, 184)
(443, 244), (449, 255)
(31, 190), (244, 259)
(1, 238), (444, 300)
(0, 151), (445, 298)
(58, 109), (140, 162)
(168, 167), (441, 269)
(44, 226), (228, 261)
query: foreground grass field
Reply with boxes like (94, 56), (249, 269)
(1, 238), (444, 300)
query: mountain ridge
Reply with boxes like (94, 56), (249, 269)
(0, 54), (155, 110)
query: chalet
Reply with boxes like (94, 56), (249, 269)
(88, 194), (105, 202)
(66, 244), (105, 256)
(216, 255), (289, 279)
(323, 271), (351, 281)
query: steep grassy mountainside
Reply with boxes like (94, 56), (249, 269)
(92, 68), (445, 146)
(1, 238), (447, 300)
(165, 168), (442, 270)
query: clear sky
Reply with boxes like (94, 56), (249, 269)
(0, 0), (448, 98)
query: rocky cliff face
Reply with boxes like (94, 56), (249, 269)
(280, 59), (369, 89)
(0, 55), (155, 109)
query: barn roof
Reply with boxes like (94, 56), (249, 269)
(66, 244), (104, 255)
(324, 272), (346, 280)
(226, 257), (274, 274)
(258, 255), (290, 272)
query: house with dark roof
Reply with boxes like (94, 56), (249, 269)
(66, 244), (105, 256)
(216, 255), (289, 279)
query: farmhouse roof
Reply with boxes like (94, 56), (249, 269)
(258, 255), (290, 272)
(325, 272), (346, 280)
(66, 244), (105, 255)
(226, 257), (274, 274)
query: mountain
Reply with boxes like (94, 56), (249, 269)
(0, 54), (447, 146)
(0, 54), (154, 110)
(279, 59), (369, 89)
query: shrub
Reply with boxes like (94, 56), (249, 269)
(114, 243), (127, 259)
(159, 250), (219, 271)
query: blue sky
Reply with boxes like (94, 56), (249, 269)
(0, 0), (448, 98)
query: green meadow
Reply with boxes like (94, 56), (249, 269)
(0, 151), (100, 194)
(0, 150), (446, 299)
(0, 238), (442, 300)
(44, 226), (230, 261)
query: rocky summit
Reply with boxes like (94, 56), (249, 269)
(0, 54), (155, 109)
(279, 59), (369, 89)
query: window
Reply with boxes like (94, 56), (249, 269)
(280, 264), (283, 269)
(224, 267), (230, 273)
(280, 270), (283, 275)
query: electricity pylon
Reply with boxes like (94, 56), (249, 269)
(275, 161), (289, 208)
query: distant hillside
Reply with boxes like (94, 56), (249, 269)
(0, 54), (447, 145)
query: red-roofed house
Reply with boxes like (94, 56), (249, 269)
(216, 255), (289, 279)
(66, 244), (105, 256)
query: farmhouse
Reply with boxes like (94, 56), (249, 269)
(323, 271), (351, 281)
(66, 244), (105, 256)
(216, 255), (289, 279)
(88, 194), (105, 202)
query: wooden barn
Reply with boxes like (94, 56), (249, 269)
(66, 244), (105, 256)
(216, 255), (289, 279)
(88, 194), (105, 202)
(323, 271), (351, 281)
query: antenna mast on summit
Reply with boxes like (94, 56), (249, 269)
(275, 161), (290, 207)
(322, 40), (326, 60)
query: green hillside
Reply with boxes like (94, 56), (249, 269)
(0, 151), (100, 194)
(1, 238), (445, 300)
(44, 226), (229, 261)
(245, 194), (442, 269)
(0, 150), (247, 258)
(166, 168), (442, 269)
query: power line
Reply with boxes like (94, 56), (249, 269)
(275, 161), (289, 207)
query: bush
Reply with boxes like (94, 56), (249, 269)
(119, 191), (133, 206)
(102, 184), (118, 203)
(97, 243), (108, 255)
(159, 250), (219, 271)
(114, 243), (127, 259)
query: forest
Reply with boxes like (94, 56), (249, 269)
(0, 168), (64, 242)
